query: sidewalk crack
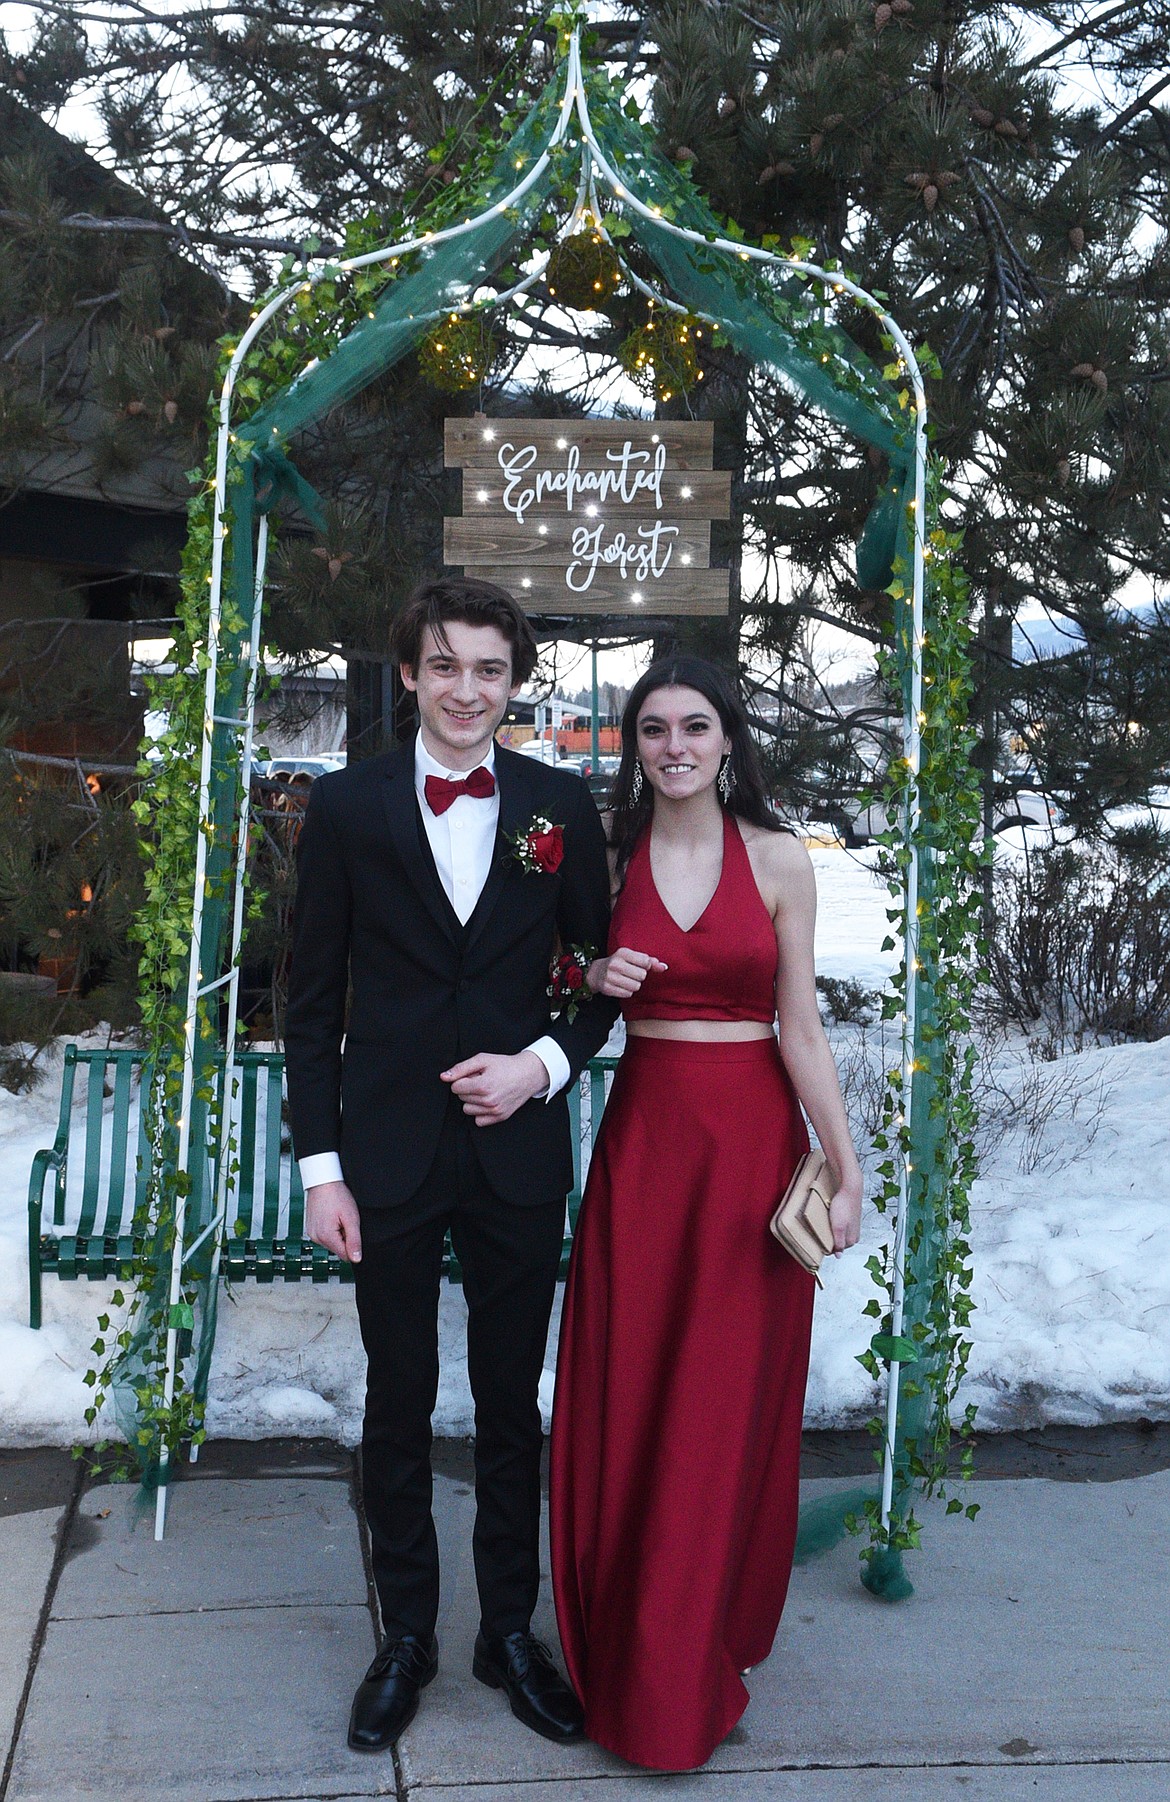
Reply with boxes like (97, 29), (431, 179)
(0, 1456), (85, 1802)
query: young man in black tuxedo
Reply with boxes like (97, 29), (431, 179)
(285, 577), (617, 1752)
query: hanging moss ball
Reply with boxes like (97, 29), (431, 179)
(617, 311), (706, 402)
(417, 311), (499, 393)
(545, 230), (623, 311)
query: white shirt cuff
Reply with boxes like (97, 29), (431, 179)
(299, 1151), (345, 1190)
(526, 1035), (572, 1102)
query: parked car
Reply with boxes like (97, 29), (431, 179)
(257, 755), (345, 781)
(992, 789), (1063, 832)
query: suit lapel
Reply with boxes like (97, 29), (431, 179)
(380, 738), (461, 946)
(463, 745), (535, 954)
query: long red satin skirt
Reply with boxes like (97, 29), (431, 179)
(549, 1036), (816, 1772)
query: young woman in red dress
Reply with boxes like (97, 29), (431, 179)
(549, 656), (864, 1772)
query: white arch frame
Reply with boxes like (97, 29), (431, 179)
(156, 23), (927, 1544)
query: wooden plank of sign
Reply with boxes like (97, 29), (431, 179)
(445, 417), (713, 466)
(459, 469), (731, 518)
(444, 516), (712, 566)
(460, 566), (729, 615)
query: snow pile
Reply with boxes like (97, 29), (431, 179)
(1, 845), (1167, 1447)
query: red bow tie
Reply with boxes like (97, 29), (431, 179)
(424, 767), (497, 815)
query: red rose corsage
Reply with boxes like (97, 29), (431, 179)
(547, 946), (595, 1022)
(509, 814), (565, 875)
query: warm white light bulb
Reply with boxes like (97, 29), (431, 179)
(680, 485), (692, 499)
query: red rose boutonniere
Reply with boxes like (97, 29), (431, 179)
(548, 946), (596, 1022)
(509, 814), (565, 875)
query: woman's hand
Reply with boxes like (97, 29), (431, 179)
(587, 947), (668, 999)
(828, 1168), (864, 1255)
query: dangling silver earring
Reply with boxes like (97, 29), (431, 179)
(631, 759), (644, 805)
(718, 755), (735, 803)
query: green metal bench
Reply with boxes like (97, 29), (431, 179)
(28, 1044), (350, 1326)
(29, 1044), (619, 1325)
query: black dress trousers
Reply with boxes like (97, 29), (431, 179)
(353, 1099), (567, 1642)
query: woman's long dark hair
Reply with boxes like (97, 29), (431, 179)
(608, 656), (783, 878)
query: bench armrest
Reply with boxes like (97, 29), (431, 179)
(28, 1144), (66, 1229)
(28, 1145), (66, 1330)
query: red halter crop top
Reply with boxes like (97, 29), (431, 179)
(608, 811), (778, 1023)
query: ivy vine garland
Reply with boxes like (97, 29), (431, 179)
(77, 59), (982, 1581)
(857, 458), (985, 1564)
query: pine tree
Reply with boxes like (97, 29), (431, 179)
(4, 1), (1169, 830)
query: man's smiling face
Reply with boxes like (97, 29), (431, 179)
(401, 620), (521, 770)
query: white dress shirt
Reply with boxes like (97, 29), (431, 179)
(298, 736), (571, 1191)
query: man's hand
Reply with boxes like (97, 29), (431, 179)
(441, 1049), (547, 1126)
(305, 1179), (362, 1264)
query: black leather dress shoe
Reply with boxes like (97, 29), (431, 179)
(348, 1631), (438, 1751)
(472, 1629), (584, 1742)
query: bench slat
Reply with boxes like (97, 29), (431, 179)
(104, 1058), (134, 1231)
(287, 1152), (305, 1242)
(77, 1059), (107, 1240)
(52, 1049), (79, 1228)
(261, 1061), (282, 1241)
(237, 1061), (258, 1236)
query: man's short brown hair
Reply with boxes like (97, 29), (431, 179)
(390, 576), (538, 684)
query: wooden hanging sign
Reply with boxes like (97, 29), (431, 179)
(443, 417), (730, 617)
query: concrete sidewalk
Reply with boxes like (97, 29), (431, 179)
(1, 1432), (1167, 1802)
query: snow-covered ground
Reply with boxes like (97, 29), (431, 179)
(2, 843), (1167, 1447)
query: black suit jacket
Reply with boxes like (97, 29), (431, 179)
(284, 737), (618, 1209)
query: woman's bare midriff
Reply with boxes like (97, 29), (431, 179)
(626, 1019), (776, 1041)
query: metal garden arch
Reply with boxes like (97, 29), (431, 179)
(154, 22), (933, 1561)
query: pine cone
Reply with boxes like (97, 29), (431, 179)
(923, 183), (940, 211)
(824, 113), (845, 129)
(1090, 368), (1108, 393)
(970, 106), (995, 127)
(1069, 362), (1095, 378)
(718, 96), (737, 118)
(891, 0), (914, 12)
(874, 2), (893, 26)
(125, 400), (146, 416)
(994, 118), (1020, 138)
(1057, 457), (1071, 486)
(1068, 225), (1086, 253)
(905, 171), (928, 189)
(162, 399), (178, 424)
(674, 145), (697, 163)
(810, 132), (825, 155)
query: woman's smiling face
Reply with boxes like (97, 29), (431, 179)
(635, 685), (730, 801)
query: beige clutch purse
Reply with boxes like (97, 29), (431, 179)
(769, 1148), (836, 1287)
